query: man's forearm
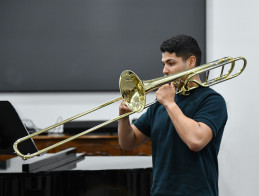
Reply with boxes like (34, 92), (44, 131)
(118, 117), (136, 150)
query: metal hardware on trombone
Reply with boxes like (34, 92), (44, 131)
(13, 56), (247, 160)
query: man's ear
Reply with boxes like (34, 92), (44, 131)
(187, 56), (196, 68)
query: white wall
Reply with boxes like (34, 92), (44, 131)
(0, 92), (155, 129)
(1, 0), (258, 195)
(207, 0), (259, 195)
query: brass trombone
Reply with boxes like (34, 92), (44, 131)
(13, 56), (247, 160)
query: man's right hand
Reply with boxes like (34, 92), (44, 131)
(119, 101), (132, 115)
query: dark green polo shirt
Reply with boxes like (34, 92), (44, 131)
(134, 87), (228, 196)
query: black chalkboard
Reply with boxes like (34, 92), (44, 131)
(0, 0), (206, 92)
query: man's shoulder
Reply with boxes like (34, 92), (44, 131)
(197, 87), (225, 100)
(191, 87), (227, 110)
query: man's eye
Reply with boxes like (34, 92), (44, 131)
(169, 63), (174, 66)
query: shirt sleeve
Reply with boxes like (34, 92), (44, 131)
(193, 94), (228, 137)
(133, 107), (153, 137)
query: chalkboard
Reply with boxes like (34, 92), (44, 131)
(0, 0), (206, 92)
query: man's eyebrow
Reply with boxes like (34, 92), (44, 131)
(161, 58), (176, 63)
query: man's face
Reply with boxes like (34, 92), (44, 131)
(161, 52), (189, 76)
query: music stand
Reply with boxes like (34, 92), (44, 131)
(0, 101), (38, 155)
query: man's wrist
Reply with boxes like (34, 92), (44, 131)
(164, 101), (177, 110)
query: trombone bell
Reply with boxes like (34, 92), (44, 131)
(119, 70), (146, 113)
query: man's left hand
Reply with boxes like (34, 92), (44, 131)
(156, 83), (176, 106)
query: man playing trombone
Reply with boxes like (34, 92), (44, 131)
(118, 34), (228, 196)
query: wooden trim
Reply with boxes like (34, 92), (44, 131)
(32, 134), (151, 156)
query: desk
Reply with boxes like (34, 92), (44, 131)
(0, 156), (153, 196)
(33, 134), (152, 156)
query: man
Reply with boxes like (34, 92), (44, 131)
(118, 34), (228, 196)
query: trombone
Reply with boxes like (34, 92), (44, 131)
(13, 56), (247, 160)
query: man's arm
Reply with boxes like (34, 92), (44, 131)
(118, 101), (149, 150)
(156, 84), (213, 152)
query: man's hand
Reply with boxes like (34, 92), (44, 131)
(156, 83), (176, 106)
(119, 101), (132, 115)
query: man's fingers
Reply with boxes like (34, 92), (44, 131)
(119, 101), (132, 114)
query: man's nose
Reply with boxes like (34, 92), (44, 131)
(163, 65), (169, 75)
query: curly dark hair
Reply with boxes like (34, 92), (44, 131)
(160, 34), (202, 66)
